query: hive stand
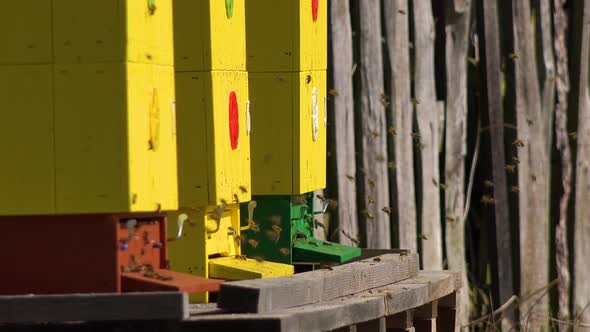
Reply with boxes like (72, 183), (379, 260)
(0, 1), (219, 296)
(167, 0), (294, 303)
(241, 0), (360, 265)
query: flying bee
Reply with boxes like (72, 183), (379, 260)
(388, 127), (397, 137)
(368, 179), (375, 188)
(375, 154), (386, 162)
(570, 132), (578, 140)
(526, 118), (534, 126)
(484, 180), (494, 188)
(236, 255), (247, 260)
(265, 230), (279, 243)
(295, 231), (308, 239)
(248, 239), (259, 248)
(269, 215), (282, 225)
(314, 219), (326, 229)
(481, 195), (496, 206)
(505, 164), (516, 173)
(328, 89), (339, 96)
(239, 186), (248, 194)
(432, 178), (438, 187)
(233, 194), (240, 204)
(382, 207), (391, 215)
(398, 9), (406, 14)
(279, 247), (290, 256)
(510, 186), (519, 193)
(512, 139), (526, 148)
(388, 162), (396, 170)
(361, 210), (374, 220)
(445, 216), (456, 223)
(509, 52), (519, 60)
(250, 221), (261, 233)
(271, 225), (283, 233)
(513, 156), (520, 164)
(368, 196), (375, 204)
(419, 234), (428, 240)
(380, 94), (390, 107)
(254, 256), (265, 263)
(439, 183), (448, 190)
(316, 194), (326, 201)
(220, 198), (228, 206)
(346, 175), (355, 182)
(411, 98), (420, 105)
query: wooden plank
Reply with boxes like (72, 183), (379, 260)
(357, 317), (386, 332)
(188, 271), (459, 331)
(356, 0), (391, 248)
(0, 292), (188, 324)
(511, 0), (550, 329)
(443, 0), (471, 328)
(571, 0), (590, 327)
(218, 253), (419, 313)
(481, 0), (516, 325)
(412, 0), (442, 270)
(383, 0), (418, 253)
(552, 0), (572, 330)
(328, 0), (359, 248)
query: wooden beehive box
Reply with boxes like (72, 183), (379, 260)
(246, 0), (328, 195)
(0, 1), (178, 215)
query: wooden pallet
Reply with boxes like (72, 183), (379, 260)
(0, 251), (461, 332)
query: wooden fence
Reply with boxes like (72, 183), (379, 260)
(323, 0), (590, 330)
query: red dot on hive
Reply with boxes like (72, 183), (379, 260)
(229, 91), (239, 150)
(312, 0), (319, 22)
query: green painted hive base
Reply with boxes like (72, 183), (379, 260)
(240, 194), (361, 264)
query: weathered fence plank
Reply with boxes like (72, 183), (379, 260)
(552, 0), (571, 330)
(357, 0), (390, 248)
(571, 0), (590, 328)
(383, 0), (417, 253)
(444, 0), (471, 328)
(511, 0), (550, 329)
(412, 0), (442, 270)
(481, 0), (515, 326)
(329, 0), (358, 247)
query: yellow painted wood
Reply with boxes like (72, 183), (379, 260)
(294, 70), (327, 193)
(53, 0), (174, 65)
(174, 0), (246, 71)
(0, 66), (55, 215)
(209, 256), (294, 280)
(249, 71), (327, 195)
(246, 0), (327, 72)
(54, 63), (178, 214)
(0, 2), (52, 64)
(176, 71), (251, 207)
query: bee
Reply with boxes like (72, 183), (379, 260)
(148, 139), (155, 150)
(156, 203), (162, 213)
(265, 230), (279, 243)
(382, 207), (391, 215)
(295, 231), (308, 239)
(361, 210), (374, 220)
(432, 178), (438, 187)
(234, 234), (242, 243)
(509, 52), (519, 60)
(322, 241), (333, 247)
(373, 257), (382, 262)
(371, 131), (380, 138)
(411, 98), (420, 105)
(531, 174), (537, 182)
(399, 250), (408, 256)
(439, 183), (448, 190)
(375, 154), (386, 162)
(292, 194), (308, 205)
(570, 132), (578, 140)
(368, 179), (376, 188)
(250, 221), (261, 233)
(481, 195), (496, 206)
(279, 247), (290, 256)
(510, 186), (519, 193)
(526, 118), (534, 126)
(236, 255), (248, 260)
(306, 225), (314, 233)
(445, 216), (456, 223)
(254, 256), (265, 263)
(346, 174), (355, 182)
(380, 94), (390, 107)
(248, 239), (259, 248)
(314, 219), (326, 229)
(132, 193), (138, 204)
(411, 132), (421, 140)
(419, 234), (428, 240)
(328, 89), (339, 96)
(512, 139), (526, 148)
(388, 127), (397, 137)
(513, 156), (520, 164)
(308, 241), (319, 247)
(306, 75), (312, 84)
(398, 9), (406, 14)
(269, 215), (282, 225)
(484, 180), (494, 188)
(388, 162), (396, 170)
(467, 57), (478, 66)
(368, 196), (375, 204)
(505, 164), (516, 173)
(233, 194), (240, 203)
(239, 186), (248, 194)
(220, 198), (228, 206)
(316, 194), (326, 201)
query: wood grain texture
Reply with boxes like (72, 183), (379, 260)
(481, 0), (515, 324)
(511, 0), (550, 329)
(571, 0), (590, 328)
(356, 317), (386, 332)
(357, 0), (391, 248)
(412, 0), (442, 270)
(188, 271), (460, 332)
(217, 253), (418, 313)
(384, 0), (417, 253)
(328, 0), (359, 248)
(443, 0), (471, 327)
(0, 292), (188, 324)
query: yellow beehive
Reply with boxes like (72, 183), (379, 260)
(175, 71), (251, 207)
(174, 0), (247, 71)
(246, 0), (327, 72)
(249, 71), (327, 194)
(0, 1), (178, 215)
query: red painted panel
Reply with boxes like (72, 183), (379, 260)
(229, 91), (239, 150)
(312, 0), (319, 22)
(122, 270), (223, 294)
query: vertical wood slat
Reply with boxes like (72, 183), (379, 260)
(329, 0), (359, 247)
(481, 0), (515, 326)
(412, 0), (442, 269)
(383, 0), (417, 253)
(443, 0), (471, 327)
(552, 0), (572, 330)
(357, 0), (391, 248)
(571, 0), (590, 327)
(511, 0), (550, 329)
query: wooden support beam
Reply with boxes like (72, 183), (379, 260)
(0, 292), (188, 324)
(386, 310), (413, 329)
(218, 253), (419, 313)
